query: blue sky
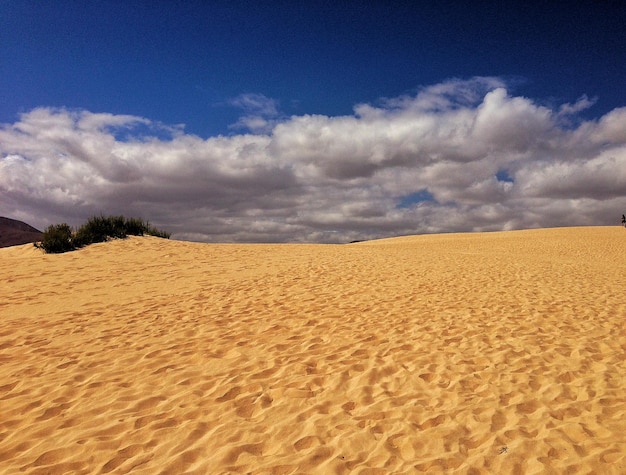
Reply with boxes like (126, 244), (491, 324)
(1, 1), (626, 242)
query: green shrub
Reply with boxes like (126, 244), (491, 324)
(74, 215), (128, 246)
(36, 223), (76, 253)
(144, 221), (171, 239)
(124, 217), (146, 236)
(36, 215), (170, 254)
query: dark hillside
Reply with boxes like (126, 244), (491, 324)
(0, 217), (43, 248)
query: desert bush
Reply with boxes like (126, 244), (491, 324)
(36, 215), (170, 253)
(74, 215), (128, 246)
(36, 223), (76, 253)
(144, 221), (171, 239)
(124, 217), (146, 236)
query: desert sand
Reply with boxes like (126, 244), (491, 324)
(1, 226), (625, 474)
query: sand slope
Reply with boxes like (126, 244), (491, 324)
(1, 227), (625, 474)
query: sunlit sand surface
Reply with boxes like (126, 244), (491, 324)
(1, 227), (625, 474)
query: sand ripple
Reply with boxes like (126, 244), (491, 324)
(1, 227), (625, 474)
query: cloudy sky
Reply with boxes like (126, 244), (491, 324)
(1, 1), (626, 242)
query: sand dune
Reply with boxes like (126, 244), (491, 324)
(1, 226), (625, 474)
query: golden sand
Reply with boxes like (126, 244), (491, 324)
(1, 226), (625, 474)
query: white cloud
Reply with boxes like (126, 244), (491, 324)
(2, 78), (626, 242)
(229, 93), (281, 134)
(558, 94), (596, 117)
(230, 93), (279, 117)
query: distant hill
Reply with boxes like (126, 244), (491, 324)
(0, 217), (43, 248)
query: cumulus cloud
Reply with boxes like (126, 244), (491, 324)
(1, 77), (626, 242)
